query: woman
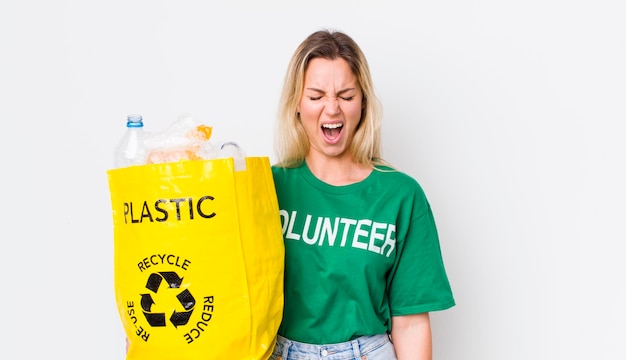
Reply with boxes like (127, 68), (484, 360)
(270, 29), (455, 360)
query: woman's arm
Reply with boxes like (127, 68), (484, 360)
(391, 313), (432, 360)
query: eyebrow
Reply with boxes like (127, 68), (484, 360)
(304, 87), (357, 95)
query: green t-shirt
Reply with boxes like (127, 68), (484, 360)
(271, 163), (455, 344)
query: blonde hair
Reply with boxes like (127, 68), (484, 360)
(274, 29), (386, 168)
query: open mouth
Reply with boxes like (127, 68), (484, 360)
(322, 123), (343, 140)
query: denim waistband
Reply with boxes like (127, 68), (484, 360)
(275, 333), (391, 360)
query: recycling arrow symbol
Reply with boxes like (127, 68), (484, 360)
(140, 271), (196, 328)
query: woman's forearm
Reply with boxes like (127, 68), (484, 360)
(391, 313), (432, 360)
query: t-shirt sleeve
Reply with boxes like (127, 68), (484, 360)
(388, 196), (455, 316)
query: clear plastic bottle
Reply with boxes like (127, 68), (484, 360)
(114, 114), (147, 168)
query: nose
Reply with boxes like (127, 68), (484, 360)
(324, 97), (340, 116)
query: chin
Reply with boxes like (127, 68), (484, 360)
(323, 149), (350, 159)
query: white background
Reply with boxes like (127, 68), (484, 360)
(1, 1), (625, 359)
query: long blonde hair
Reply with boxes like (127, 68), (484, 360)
(274, 29), (386, 168)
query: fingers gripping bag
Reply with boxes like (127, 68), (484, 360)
(107, 117), (284, 360)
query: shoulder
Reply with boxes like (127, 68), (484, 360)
(271, 164), (292, 175)
(271, 165), (297, 184)
(372, 167), (432, 211)
(373, 166), (425, 192)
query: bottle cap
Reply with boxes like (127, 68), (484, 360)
(126, 114), (143, 128)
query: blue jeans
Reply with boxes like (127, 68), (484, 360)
(269, 334), (397, 360)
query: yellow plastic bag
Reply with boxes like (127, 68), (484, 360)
(107, 157), (284, 360)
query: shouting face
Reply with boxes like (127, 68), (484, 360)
(298, 57), (364, 162)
